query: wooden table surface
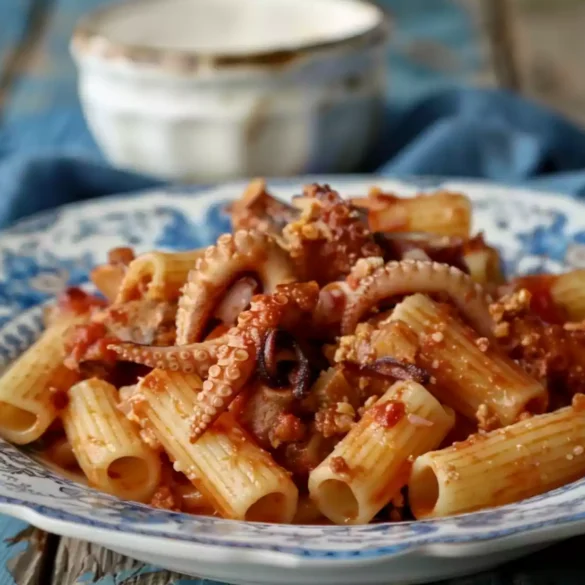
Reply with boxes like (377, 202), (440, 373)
(2, 1), (585, 583)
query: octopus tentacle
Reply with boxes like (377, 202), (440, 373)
(175, 230), (296, 345)
(189, 287), (316, 440)
(311, 258), (385, 338)
(258, 328), (312, 399)
(312, 282), (356, 339)
(227, 178), (298, 234)
(193, 339), (257, 439)
(111, 283), (318, 441)
(341, 258), (493, 337)
(283, 184), (383, 285)
(110, 337), (225, 377)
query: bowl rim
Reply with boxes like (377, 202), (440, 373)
(70, 0), (391, 72)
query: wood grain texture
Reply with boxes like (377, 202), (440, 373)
(479, 0), (523, 91)
(50, 538), (202, 585)
(0, 517), (52, 585)
(0, 0), (54, 115)
(514, 0), (585, 126)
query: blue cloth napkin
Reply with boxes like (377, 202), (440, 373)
(2, 87), (585, 229)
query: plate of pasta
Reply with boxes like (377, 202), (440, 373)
(0, 176), (585, 584)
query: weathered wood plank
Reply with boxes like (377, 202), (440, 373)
(50, 538), (201, 585)
(0, 518), (53, 585)
(0, 0), (54, 114)
(0, 0), (35, 112)
(479, 0), (523, 91)
(464, 0), (585, 126)
(515, 0), (585, 126)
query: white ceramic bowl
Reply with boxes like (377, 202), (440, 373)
(71, 0), (389, 181)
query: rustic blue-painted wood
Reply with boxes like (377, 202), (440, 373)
(0, 517), (49, 585)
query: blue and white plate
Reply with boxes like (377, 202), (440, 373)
(0, 177), (585, 585)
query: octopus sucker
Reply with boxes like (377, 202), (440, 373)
(175, 230), (297, 345)
(108, 338), (223, 378)
(228, 178), (299, 235)
(341, 259), (493, 337)
(282, 183), (383, 284)
(188, 342), (260, 440)
(233, 349), (249, 361)
(187, 285), (317, 439)
(112, 284), (317, 441)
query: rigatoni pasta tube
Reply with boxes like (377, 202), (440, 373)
(131, 369), (298, 523)
(389, 294), (547, 426)
(116, 249), (203, 303)
(63, 378), (161, 503)
(90, 263), (126, 302)
(464, 246), (505, 286)
(0, 319), (79, 444)
(409, 397), (585, 518)
(550, 270), (585, 321)
(365, 191), (471, 237)
(91, 247), (136, 302)
(308, 380), (454, 525)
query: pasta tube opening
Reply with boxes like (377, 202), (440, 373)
(116, 250), (204, 303)
(0, 403), (37, 436)
(408, 400), (585, 518)
(311, 479), (359, 524)
(106, 456), (152, 493)
(407, 462), (440, 516)
(132, 370), (299, 522)
(245, 492), (292, 523)
(88, 447), (160, 503)
(0, 317), (81, 445)
(63, 379), (161, 503)
(308, 380), (454, 524)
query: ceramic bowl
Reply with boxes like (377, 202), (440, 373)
(71, 0), (389, 181)
(1, 177), (585, 585)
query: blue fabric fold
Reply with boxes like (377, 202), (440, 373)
(0, 155), (163, 227)
(2, 87), (585, 229)
(374, 88), (585, 182)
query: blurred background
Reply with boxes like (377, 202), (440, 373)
(1, 0), (584, 160)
